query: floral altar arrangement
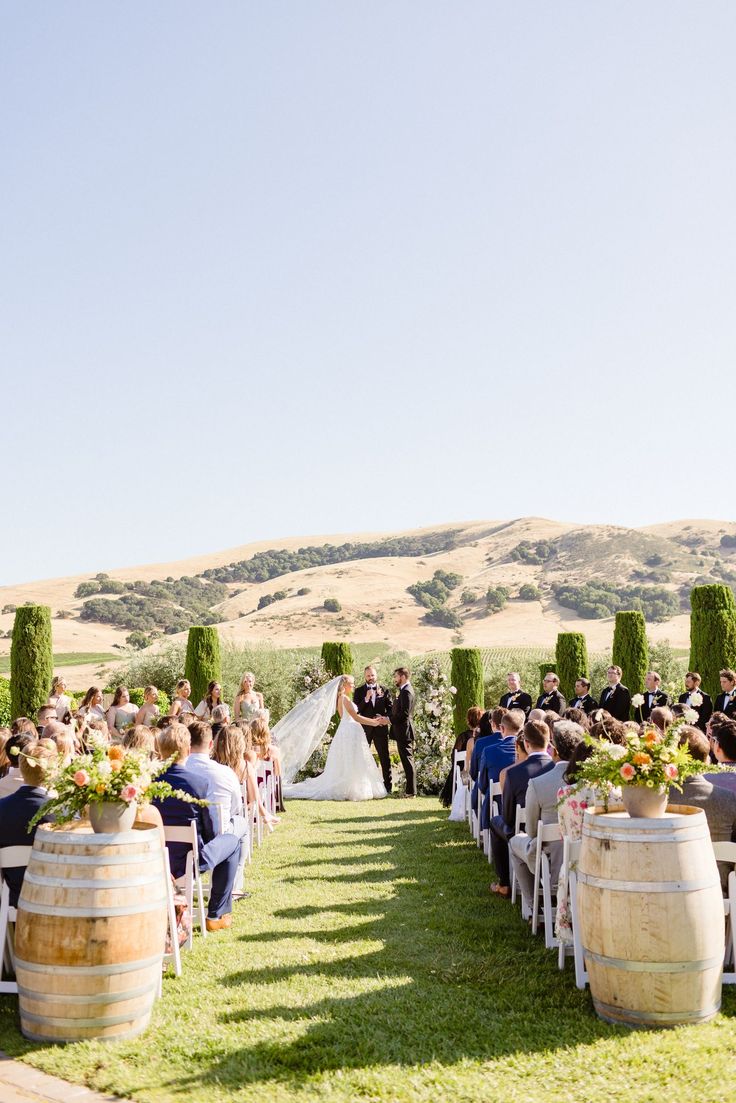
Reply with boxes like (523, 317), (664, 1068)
(413, 658), (456, 794)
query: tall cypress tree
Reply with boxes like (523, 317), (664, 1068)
(690, 584), (736, 700)
(184, 626), (222, 708)
(450, 648), (484, 735)
(10, 605), (53, 721)
(612, 610), (648, 698)
(555, 633), (589, 701)
(320, 642), (355, 677)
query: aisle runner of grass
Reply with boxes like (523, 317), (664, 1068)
(1, 799), (735, 1102)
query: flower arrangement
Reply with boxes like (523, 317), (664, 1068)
(27, 738), (203, 830)
(573, 720), (705, 797)
(413, 658), (456, 794)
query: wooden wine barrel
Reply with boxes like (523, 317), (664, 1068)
(578, 805), (724, 1027)
(14, 821), (167, 1043)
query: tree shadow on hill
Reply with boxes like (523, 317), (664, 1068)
(166, 803), (663, 1097)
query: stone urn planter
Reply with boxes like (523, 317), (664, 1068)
(621, 785), (668, 819)
(89, 801), (137, 834)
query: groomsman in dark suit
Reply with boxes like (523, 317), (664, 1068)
(499, 672), (533, 717)
(354, 665), (393, 793)
(390, 667), (416, 797)
(678, 671), (713, 732)
(715, 669), (736, 719)
(569, 677), (598, 715)
(635, 671), (670, 723)
(599, 665), (631, 722)
(535, 672), (566, 715)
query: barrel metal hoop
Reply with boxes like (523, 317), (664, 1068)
(23, 871), (164, 891)
(18, 898), (166, 918)
(29, 851), (163, 867)
(583, 828), (709, 844)
(584, 949), (725, 973)
(20, 1006), (153, 1028)
(576, 872), (719, 893)
(15, 954), (163, 976)
(35, 828), (159, 848)
(593, 997), (721, 1025)
(20, 1017), (152, 1044)
(18, 981), (158, 1005)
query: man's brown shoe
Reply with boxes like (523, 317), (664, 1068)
(206, 914), (232, 931)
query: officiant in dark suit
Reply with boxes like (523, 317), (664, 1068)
(499, 672), (533, 717)
(600, 665), (631, 722)
(354, 665), (393, 792)
(390, 667), (416, 797)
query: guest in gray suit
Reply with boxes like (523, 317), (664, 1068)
(706, 719), (736, 793)
(509, 720), (585, 916)
(672, 726), (736, 889)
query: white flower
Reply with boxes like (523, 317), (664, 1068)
(689, 692), (703, 707)
(606, 744), (627, 760)
(631, 694), (645, 708)
(97, 760), (112, 777)
(449, 686), (457, 694)
(684, 708), (700, 724)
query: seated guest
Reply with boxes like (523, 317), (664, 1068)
(563, 706), (590, 729)
(650, 706), (673, 734)
(499, 673), (532, 717)
(477, 709), (523, 831)
(569, 678), (597, 716)
(123, 725), (157, 755)
(599, 665), (631, 722)
(228, 723), (275, 824)
(705, 719), (736, 792)
(715, 670), (736, 719)
(469, 707), (508, 814)
(440, 707), (481, 808)
(679, 671), (713, 732)
(211, 704), (231, 741)
(489, 719), (555, 899)
(509, 720), (585, 915)
(535, 673), (566, 715)
(0, 741), (56, 905)
(185, 721), (250, 838)
(153, 723), (241, 932)
(673, 727), (736, 885)
(0, 731), (36, 797)
(499, 727), (528, 791)
(635, 671), (669, 723)
(36, 704), (58, 732)
(589, 714), (627, 745)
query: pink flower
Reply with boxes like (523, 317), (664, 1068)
(620, 763), (636, 782)
(664, 764), (678, 780)
(73, 770), (90, 787)
(120, 784), (138, 803)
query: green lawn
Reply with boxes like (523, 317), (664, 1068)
(0, 652), (118, 674)
(1, 798), (735, 1101)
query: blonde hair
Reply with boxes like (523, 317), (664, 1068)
(175, 679), (191, 695)
(249, 716), (271, 754)
(238, 672), (256, 694)
(20, 741), (57, 787)
(51, 676), (66, 696)
(213, 725), (246, 778)
(123, 726), (156, 755)
(144, 686), (159, 702)
(157, 723), (190, 761)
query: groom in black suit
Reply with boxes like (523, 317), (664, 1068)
(390, 667), (416, 797)
(353, 665), (393, 792)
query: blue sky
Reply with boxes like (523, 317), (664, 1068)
(2, 3), (735, 585)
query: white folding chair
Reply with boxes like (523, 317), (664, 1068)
(566, 839), (588, 989)
(257, 760), (276, 818)
(451, 750), (466, 804)
(510, 807), (525, 905)
(163, 823), (207, 943)
(712, 841), (736, 983)
(161, 846), (182, 977)
(530, 822), (562, 949)
(0, 845), (31, 994)
(485, 782), (503, 864)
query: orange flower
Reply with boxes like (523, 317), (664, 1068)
(96, 783), (106, 795)
(110, 759), (123, 772)
(632, 752), (652, 766)
(108, 746), (125, 761)
(644, 730), (661, 746)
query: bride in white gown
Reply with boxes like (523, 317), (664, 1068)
(278, 675), (388, 801)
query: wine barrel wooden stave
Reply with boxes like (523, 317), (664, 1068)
(14, 822), (167, 1043)
(578, 805), (724, 1027)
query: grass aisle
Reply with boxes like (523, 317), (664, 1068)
(1, 798), (736, 1101)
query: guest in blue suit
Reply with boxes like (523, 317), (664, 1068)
(153, 723), (241, 932)
(469, 706), (507, 813)
(489, 719), (555, 897)
(478, 711), (522, 832)
(0, 740), (56, 906)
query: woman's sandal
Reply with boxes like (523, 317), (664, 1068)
(489, 883), (511, 898)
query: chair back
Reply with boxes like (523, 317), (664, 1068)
(0, 846), (32, 872)
(514, 806), (525, 833)
(713, 842), (736, 865)
(163, 823), (200, 865)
